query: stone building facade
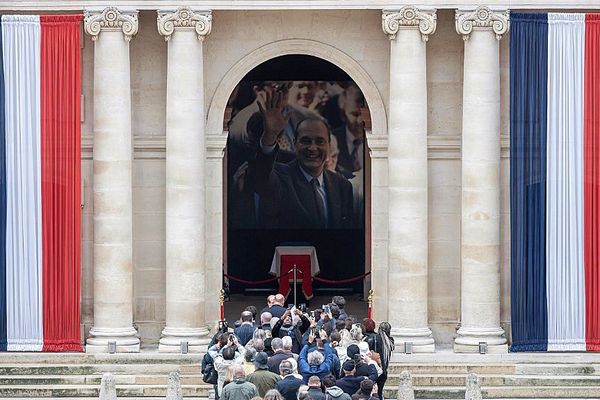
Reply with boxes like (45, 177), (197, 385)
(5, 0), (594, 353)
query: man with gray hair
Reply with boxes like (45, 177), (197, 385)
(268, 336), (298, 374)
(221, 365), (258, 400)
(276, 360), (304, 400)
(261, 312), (273, 331)
(298, 330), (335, 383)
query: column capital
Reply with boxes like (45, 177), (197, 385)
(382, 6), (437, 42)
(157, 8), (212, 41)
(84, 7), (139, 42)
(455, 6), (509, 41)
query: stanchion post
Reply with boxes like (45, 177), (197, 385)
(293, 264), (297, 306)
(368, 289), (374, 319)
(219, 289), (225, 321)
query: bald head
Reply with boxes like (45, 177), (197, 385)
(274, 294), (285, 306)
(267, 295), (275, 307)
(230, 364), (245, 380)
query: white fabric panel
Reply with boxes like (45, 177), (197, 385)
(546, 13), (586, 352)
(2, 15), (43, 352)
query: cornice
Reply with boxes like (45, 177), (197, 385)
(4, 1), (600, 11)
(382, 6), (437, 42)
(81, 134), (510, 161)
(84, 7), (138, 41)
(157, 7), (212, 41)
(455, 6), (509, 41)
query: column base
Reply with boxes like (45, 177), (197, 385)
(391, 327), (435, 353)
(454, 326), (507, 353)
(158, 326), (211, 353)
(86, 327), (140, 353)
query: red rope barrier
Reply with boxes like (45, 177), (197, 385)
(312, 271), (371, 284)
(224, 272), (287, 285)
(224, 270), (371, 286)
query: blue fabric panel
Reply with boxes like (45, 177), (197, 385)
(0, 19), (7, 352)
(509, 12), (549, 352)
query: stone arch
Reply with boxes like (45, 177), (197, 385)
(206, 38), (387, 142)
(203, 39), (389, 325)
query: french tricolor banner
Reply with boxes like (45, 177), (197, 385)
(0, 15), (82, 351)
(510, 13), (600, 351)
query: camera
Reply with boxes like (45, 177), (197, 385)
(218, 320), (229, 333)
(287, 304), (294, 310)
(299, 303), (307, 312)
(323, 304), (330, 314)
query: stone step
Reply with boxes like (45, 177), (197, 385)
(0, 374), (204, 386)
(381, 386), (600, 399)
(0, 364), (190, 375)
(514, 364), (600, 376)
(0, 384), (211, 398)
(0, 353), (202, 365)
(386, 374), (600, 386)
(387, 364), (516, 375)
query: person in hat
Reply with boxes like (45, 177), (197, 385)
(336, 361), (366, 396)
(346, 345), (377, 382)
(247, 351), (282, 397)
(357, 342), (382, 377)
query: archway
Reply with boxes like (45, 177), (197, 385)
(204, 40), (389, 327)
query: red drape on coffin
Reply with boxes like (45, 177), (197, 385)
(278, 255), (314, 300)
(585, 14), (600, 352)
(40, 15), (83, 352)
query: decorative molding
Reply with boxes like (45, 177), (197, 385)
(382, 6), (437, 42)
(455, 6), (509, 41)
(84, 7), (138, 41)
(81, 134), (510, 161)
(3, 1), (600, 11)
(157, 7), (212, 41)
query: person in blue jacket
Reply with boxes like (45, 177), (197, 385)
(298, 329), (335, 383)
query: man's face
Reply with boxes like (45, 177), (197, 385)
(343, 99), (363, 137)
(295, 120), (330, 177)
(290, 81), (317, 108)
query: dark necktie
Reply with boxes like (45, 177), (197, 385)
(351, 137), (363, 171)
(311, 178), (326, 228)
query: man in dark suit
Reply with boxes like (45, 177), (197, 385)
(244, 87), (354, 230)
(234, 311), (257, 346)
(331, 85), (365, 180)
(276, 360), (304, 400)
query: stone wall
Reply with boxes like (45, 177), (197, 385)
(80, 9), (511, 346)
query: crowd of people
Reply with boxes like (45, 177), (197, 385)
(202, 294), (395, 400)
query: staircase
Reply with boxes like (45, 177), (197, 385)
(1, 351), (600, 399)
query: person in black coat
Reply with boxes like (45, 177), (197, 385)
(234, 311), (257, 346)
(271, 308), (311, 354)
(276, 360), (304, 400)
(336, 361), (366, 396)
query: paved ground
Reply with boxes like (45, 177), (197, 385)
(223, 293), (368, 323)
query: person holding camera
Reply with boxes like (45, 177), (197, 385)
(298, 329), (335, 383)
(271, 308), (310, 354)
(208, 333), (247, 397)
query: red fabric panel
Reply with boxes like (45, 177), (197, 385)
(585, 14), (600, 352)
(279, 255), (313, 300)
(40, 15), (83, 352)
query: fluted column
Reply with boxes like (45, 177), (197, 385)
(84, 7), (139, 353)
(157, 7), (212, 352)
(382, 6), (436, 353)
(454, 6), (509, 353)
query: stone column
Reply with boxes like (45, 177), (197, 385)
(84, 7), (140, 353)
(382, 6), (436, 353)
(454, 6), (509, 353)
(157, 7), (212, 352)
